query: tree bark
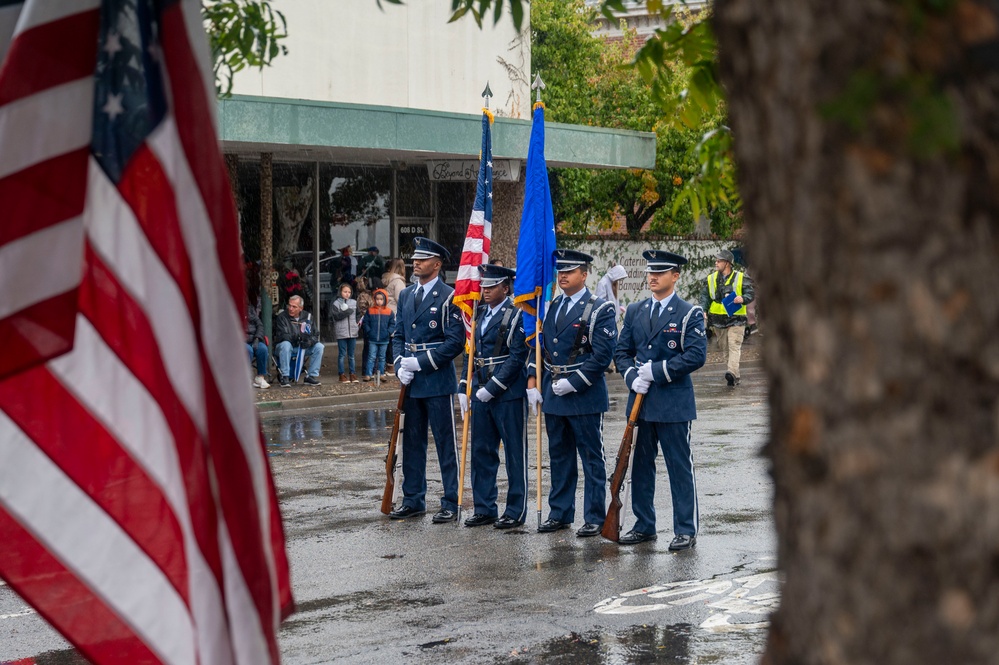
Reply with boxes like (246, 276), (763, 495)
(713, 1), (999, 663)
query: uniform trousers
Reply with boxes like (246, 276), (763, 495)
(401, 394), (459, 512)
(470, 399), (527, 522)
(545, 413), (606, 525)
(631, 420), (697, 536)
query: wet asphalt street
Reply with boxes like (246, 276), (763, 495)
(1, 360), (774, 664)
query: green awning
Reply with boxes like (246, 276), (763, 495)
(218, 95), (656, 170)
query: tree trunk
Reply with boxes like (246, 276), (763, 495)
(713, 1), (999, 663)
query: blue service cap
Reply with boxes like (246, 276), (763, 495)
(364, 246), (380, 253)
(642, 249), (688, 272)
(553, 248), (594, 272)
(411, 237), (451, 261)
(478, 263), (516, 287)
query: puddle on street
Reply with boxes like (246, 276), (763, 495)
(503, 623), (764, 664)
(262, 406), (394, 455)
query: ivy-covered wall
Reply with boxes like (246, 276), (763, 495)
(562, 237), (739, 312)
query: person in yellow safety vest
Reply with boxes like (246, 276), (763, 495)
(699, 249), (755, 386)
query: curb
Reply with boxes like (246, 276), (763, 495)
(256, 387), (399, 414)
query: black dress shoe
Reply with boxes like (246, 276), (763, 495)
(432, 509), (458, 524)
(463, 514), (496, 527)
(493, 516), (524, 530)
(388, 505), (425, 520)
(537, 518), (570, 533)
(577, 523), (601, 538)
(725, 371), (739, 386)
(619, 530), (658, 545)
(668, 534), (697, 551)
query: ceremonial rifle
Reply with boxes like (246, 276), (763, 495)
(380, 384), (408, 514)
(602, 393), (645, 542)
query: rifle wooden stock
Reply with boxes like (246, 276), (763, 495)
(602, 394), (645, 542)
(380, 385), (408, 514)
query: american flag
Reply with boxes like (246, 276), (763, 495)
(0, 1), (292, 664)
(451, 109), (493, 338)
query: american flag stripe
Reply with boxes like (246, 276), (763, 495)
(0, 508), (164, 664)
(452, 111), (494, 334)
(0, 413), (197, 664)
(0, 219), (82, 318)
(0, 9), (98, 105)
(80, 246), (225, 582)
(0, 79), (92, 179)
(150, 120), (286, 659)
(163, 7), (247, 309)
(0, 1), (291, 663)
(80, 247), (237, 664)
(0, 363), (192, 606)
(0, 151), (89, 244)
(86, 149), (276, 663)
(8, 0), (98, 35)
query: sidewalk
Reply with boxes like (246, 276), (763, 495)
(255, 331), (763, 413)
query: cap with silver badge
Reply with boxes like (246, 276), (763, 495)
(642, 249), (688, 273)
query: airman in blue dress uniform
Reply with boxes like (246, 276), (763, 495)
(614, 249), (707, 550)
(527, 249), (618, 537)
(388, 238), (465, 523)
(457, 264), (529, 529)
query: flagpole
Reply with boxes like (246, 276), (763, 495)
(457, 319), (476, 525)
(535, 293), (544, 530)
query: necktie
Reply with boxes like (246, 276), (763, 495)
(481, 309), (492, 332)
(651, 300), (664, 330)
(414, 286), (424, 310)
(556, 298), (571, 329)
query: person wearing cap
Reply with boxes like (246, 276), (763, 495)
(457, 264), (529, 529)
(699, 249), (755, 386)
(615, 249), (707, 550)
(595, 263), (629, 321)
(388, 237), (465, 523)
(358, 246), (385, 287)
(528, 249), (618, 538)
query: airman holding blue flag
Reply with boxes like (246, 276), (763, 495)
(458, 264), (529, 528)
(528, 249), (617, 537)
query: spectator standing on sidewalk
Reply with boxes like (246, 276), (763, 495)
(699, 249), (755, 386)
(595, 263), (628, 321)
(382, 258), (407, 314)
(356, 276), (374, 377)
(332, 282), (360, 383)
(362, 289), (394, 381)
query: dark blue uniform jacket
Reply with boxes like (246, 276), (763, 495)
(528, 288), (617, 416)
(391, 281), (464, 398)
(615, 294), (707, 422)
(459, 298), (528, 403)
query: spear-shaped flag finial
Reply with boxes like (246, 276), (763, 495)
(531, 73), (546, 103)
(481, 82), (493, 109)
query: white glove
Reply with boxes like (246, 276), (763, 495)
(552, 378), (576, 396)
(637, 361), (655, 383)
(458, 393), (469, 416)
(400, 356), (421, 373)
(526, 387), (543, 415)
(475, 387), (494, 403)
(397, 367), (415, 385)
(631, 376), (651, 394)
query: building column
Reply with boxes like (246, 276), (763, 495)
(260, 152), (274, 338)
(491, 178), (525, 267)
